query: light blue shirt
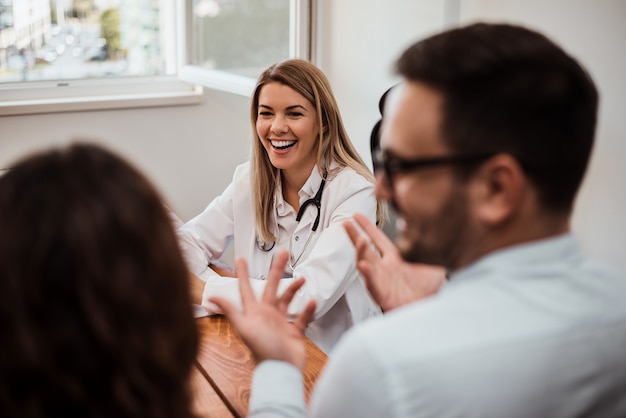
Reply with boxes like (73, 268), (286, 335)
(249, 234), (626, 417)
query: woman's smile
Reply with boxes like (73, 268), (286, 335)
(270, 139), (297, 151)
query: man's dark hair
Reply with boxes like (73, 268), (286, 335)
(396, 23), (599, 212)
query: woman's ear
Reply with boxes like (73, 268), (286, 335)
(472, 154), (527, 226)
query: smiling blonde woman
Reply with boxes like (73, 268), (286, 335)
(173, 59), (385, 353)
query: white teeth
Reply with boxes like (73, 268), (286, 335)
(270, 140), (296, 149)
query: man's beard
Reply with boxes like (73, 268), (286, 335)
(394, 184), (471, 270)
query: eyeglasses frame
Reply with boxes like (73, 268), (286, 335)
(372, 148), (496, 188)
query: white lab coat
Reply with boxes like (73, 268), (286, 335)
(176, 162), (381, 353)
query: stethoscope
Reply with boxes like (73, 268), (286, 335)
(256, 177), (327, 271)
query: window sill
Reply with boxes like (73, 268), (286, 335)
(178, 66), (256, 98)
(0, 77), (204, 116)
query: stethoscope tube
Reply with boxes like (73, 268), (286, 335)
(296, 178), (326, 231)
(256, 178), (327, 271)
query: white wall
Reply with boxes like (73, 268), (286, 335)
(315, 0), (451, 166)
(0, 89), (251, 222)
(1, 0), (624, 266)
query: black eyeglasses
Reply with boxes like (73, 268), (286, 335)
(372, 148), (496, 187)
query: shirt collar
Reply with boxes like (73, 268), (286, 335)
(449, 233), (583, 282)
(300, 165), (325, 199)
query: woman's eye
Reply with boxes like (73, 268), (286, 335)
(288, 112), (303, 117)
(258, 111), (272, 117)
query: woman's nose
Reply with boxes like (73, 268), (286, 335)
(271, 116), (289, 134)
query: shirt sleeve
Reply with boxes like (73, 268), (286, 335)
(246, 329), (390, 418)
(309, 328), (390, 418)
(200, 273), (296, 314)
(248, 360), (307, 418)
(176, 171), (239, 276)
(165, 205), (185, 229)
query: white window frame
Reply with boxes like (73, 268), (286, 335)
(179, 0), (313, 96)
(0, 0), (314, 116)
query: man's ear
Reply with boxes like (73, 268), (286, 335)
(471, 154), (527, 226)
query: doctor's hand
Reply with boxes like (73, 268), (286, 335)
(343, 213), (446, 312)
(208, 251), (317, 370)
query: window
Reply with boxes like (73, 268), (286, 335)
(0, 0), (313, 115)
(179, 0), (312, 95)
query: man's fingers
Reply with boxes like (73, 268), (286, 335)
(344, 214), (391, 258)
(356, 259), (373, 280)
(262, 251), (290, 304)
(343, 219), (363, 246)
(294, 299), (317, 333)
(352, 212), (397, 255)
(209, 296), (240, 321)
(344, 219), (381, 266)
(277, 277), (307, 312)
(235, 257), (256, 307)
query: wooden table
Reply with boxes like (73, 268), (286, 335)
(189, 264), (328, 417)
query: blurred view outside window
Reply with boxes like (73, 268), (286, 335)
(192, 0), (290, 78)
(0, 0), (293, 84)
(0, 0), (171, 83)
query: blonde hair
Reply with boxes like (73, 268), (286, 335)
(250, 59), (386, 242)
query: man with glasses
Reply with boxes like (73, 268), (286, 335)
(209, 23), (626, 417)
